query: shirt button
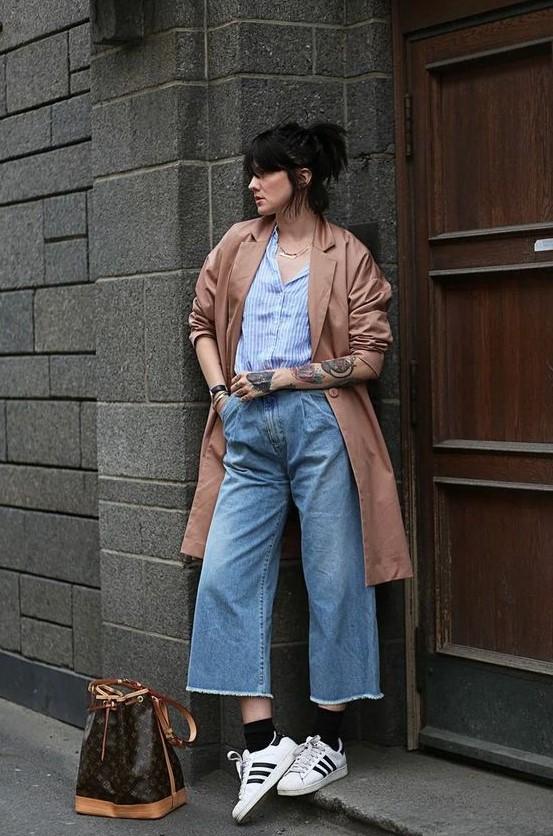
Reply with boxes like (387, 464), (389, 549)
(328, 388), (339, 398)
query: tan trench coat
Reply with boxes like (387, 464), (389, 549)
(180, 215), (412, 586)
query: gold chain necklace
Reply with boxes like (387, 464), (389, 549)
(277, 242), (312, 259)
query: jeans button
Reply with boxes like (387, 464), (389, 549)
(328, 388), (339, 398)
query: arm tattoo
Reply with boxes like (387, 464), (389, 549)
(321, 357), (355, 379)
(291, 365), (325, 384)
(246, 370), (275, 394)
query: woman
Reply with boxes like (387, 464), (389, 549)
(180, 121), (412, 824)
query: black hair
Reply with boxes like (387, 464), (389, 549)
(244, 121), (348, 216)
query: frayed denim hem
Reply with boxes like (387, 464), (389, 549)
(311, 692), (384, 705)
(187, 685), (274, 699)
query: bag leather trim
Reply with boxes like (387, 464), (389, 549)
(75, 789), (187, 820)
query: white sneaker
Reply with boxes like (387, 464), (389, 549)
(277, 735), (348, 796)
(227, 734), (297, 823)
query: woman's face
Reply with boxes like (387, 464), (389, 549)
(248, 169), (294, 215)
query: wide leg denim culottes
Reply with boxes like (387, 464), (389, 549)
(187, 390), (382, 704)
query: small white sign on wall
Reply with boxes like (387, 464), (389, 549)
(534, 238), (553, 252)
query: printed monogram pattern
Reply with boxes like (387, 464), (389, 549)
(76, 698), (185, 806)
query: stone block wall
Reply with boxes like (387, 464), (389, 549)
(0, 1), (101, 707)
(1, 0), (407, 772)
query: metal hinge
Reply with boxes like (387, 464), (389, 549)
(404, 93), (413, 159)
(409, 359), (418, 426)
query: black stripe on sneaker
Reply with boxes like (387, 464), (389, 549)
(313, 758), (338, 777)
(252, 762), (277, 769)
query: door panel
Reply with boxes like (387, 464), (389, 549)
(404, 6), (553, 779)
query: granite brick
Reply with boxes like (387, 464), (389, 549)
(97, 403), (208, 481)
(92, 85), (207, 177)
(144, 273), (206, 402)
(0, 203), (44, 289)
(346, 19), (392, 76)
(208, 0), (344, 26)
(99, 501), (186, 560)
(91, 164), (209, 277)
(0, 144), (91, 205)
(20, 575), (72, 626)
(0, 107), (51, 161)
(69, 22), (91, 71)
(45, 239), (88, 285)
(100, 552), (192, 637)
(102, 623), (188, 700)
(348, 156), (397, 263)
(0, 291), (34, 353)
(80, 402), (97, 470)
(0, 506), (100, 586)
(209, 22), (312, 79)
(98, 476), (189, 510)
(0, 58), (5, 116)
(0, 463), (97, 516)
(34, 284), (96, 353)
(0, 361), (42, 413)
(49, 355), (96, 399)
(209, 77), (343, 160)
(0, 403), (5, 460)
(0, 569), (20, 652)
(347, 76), (394, 155)
(6, 400), (81, 468)
(96, 278), (145, 402)
(211, 160), (253, 244)
(52, 93), (91, 145)
(70, 69), (90, 95)
(144, 0), (204, 31)
(91, 0), (146, 43)
(73, 586), (102, 676)
(314, 28), (345, 77)
(21, 617), (73, 668)
(44, 192), (88, 239)
(346, 0), (390, 24)
(6, 33), (69, 112)
(0, 1), (88, 51)
(359, 638), (406, 745)
(91, 30), (204, 103)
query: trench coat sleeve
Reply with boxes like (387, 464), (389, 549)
(188, 245), (222, 346)
(347, 247), (393, 379)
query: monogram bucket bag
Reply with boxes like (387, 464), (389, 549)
(75, 678), (197, 819)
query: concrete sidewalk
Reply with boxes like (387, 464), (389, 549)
(1, 697), (551, 836)
(316, 743), (553, 836)
(0, 698), (377, 836)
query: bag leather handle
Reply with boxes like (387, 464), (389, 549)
(87, 678), (197, 747)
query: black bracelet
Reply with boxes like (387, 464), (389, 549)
(209, 384), (229, 399)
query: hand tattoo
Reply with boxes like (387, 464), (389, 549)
(321, 357), (355, 379)
(291, 365), (325, 384)
(246, 371), (275, 394)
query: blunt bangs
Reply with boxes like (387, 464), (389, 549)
(244, 133), (295, 178)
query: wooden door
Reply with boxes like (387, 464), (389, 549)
(401, 5), (553, 779)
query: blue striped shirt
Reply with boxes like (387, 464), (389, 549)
(235, 227), (312, 372)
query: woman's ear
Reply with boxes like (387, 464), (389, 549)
(297, 167), (313, 188)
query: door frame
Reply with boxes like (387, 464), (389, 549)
(390, 0), (553, 751)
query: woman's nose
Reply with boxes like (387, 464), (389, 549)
(248, 177), (259, 191)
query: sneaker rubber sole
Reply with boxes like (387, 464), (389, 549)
(277, 763), (348, 797)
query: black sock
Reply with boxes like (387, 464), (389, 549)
(244, 718), (279, 753)
(312, 706), (344, 751)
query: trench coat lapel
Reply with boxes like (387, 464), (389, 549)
(309, 218), (337, 359)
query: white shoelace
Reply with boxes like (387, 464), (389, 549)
(227, 750), (252, 799)
(287, 735), (327, 775)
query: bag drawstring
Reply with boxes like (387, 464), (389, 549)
(100, 705), (111, 762)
